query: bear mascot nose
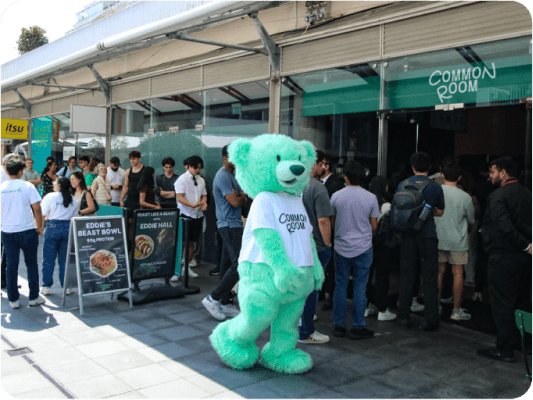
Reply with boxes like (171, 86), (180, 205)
(289, 165), (305, 176)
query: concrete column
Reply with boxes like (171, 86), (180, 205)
(269, 77), (281, 134)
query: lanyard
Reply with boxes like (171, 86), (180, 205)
(501, 179), (518, 187)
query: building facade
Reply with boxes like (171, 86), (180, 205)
(2, 1), (531, 263)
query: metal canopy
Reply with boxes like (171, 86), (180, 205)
(30, 82), (98, 91)
(167, 33), (268, 55)
(1, 1), (285, 96)
(14, 89), (31, 116)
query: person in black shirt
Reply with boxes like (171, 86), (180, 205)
(395, 152), (445, 332)
(478, 157), (532, 363)
(156, 157), (179, 209)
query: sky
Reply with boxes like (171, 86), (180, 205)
(0, 0), (87, 65)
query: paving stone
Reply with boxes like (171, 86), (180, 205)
(364, 337), (440, 366)
(41, 359), (109, 384)
(334, 376), (403, 398)
(260, 374), (329, 398)
(370, 366), (437, 392)
(327, 353), (395, 376)
(150, 341), (199, 359)
(447, 369), (516, 397)
(93, 350), (155, 373)
(14, 386), (70, 399)
(106, 390), (147, 399)
(498, 384), (533, 399)
(75, 338), (132, 358)
(298, 342), (354, 365)
(61, 328), (114, 346)
(1, 369), (55, 395)
(135, 317), (177, 330)
(416, 382), (484, 398)
(114, 363), (180, 390)
(1, 354), (34, 376)
(65, 373), (134, 398)
(477, 358), (533, 388)
(231, 381), (285, 399)
(138, 378), (211, 398)
(130, 332), (170, 347)
(167, 309), (213, 324)
(399, 356), (471, 380)
(20, 335), (71, 353)
(190, 318), (222, 333)
(204, 390), (247, 399)
(82, 315), (130, 327)
(157, 325), (205, 342)
(45, 320), (92, 335)
(157, 359), (201, 378)
(95, 324), (129, 338)
(107, 322), (150, 336)
(136, 346), (172, 363)
(304, 362), (358, 388)
(184, 373), (232, 396)
(27, 346), (91, 367)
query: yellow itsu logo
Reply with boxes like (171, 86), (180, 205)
(1, 119), (28, 139)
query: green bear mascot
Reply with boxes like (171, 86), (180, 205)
(209, 133), (324, 374)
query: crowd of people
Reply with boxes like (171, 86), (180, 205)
(0, 144), (531, 363)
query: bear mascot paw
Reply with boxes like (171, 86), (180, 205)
(209, 133), (324, 374)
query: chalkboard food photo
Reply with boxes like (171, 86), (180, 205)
(63, 216), (133, 316)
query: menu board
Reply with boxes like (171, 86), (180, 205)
(131, 209), (180, 281)
(74, 217), (130, 294)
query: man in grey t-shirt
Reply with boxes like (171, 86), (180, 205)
(21, 158), (41, 187)
(298, 150), (334, 345)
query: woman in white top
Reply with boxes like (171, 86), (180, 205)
(91, 163), (112, 206)
(41, 177), (78, 295)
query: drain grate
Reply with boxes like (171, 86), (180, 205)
(6, 347), (33, 357)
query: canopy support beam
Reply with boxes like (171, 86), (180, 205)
(88, 64), (111, 102)
(249, 12), (280, 76)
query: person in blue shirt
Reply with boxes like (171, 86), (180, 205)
(202, 145), (246, 321)
(395, 152), (445, 332)
(57, 157), (82, 179)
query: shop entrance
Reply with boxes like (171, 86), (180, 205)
(387, 104), (532, 191)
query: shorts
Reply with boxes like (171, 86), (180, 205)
(438, 250), (468, 265)
(184, 217), (203, 242)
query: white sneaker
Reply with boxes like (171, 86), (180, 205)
(411, 298), (425, 312)
(220, 303), (240, 318)
(28, 296), (46, 307)
(472, 292), (482, 302)
(313, 314), (318, 321)
(65, 288), (74, 296)
(40, 286), (52, 295)
(170, 275), (180, 282)
(202, 295), (226, 321)
(450, 308), (471, 321)
(440, 296), (454, 304)
(188, 268), (198, 278)
(377, 309), (397, 321)
(364, 303), (378, 317)
(189, 259), (198, 268)
(9, 300), (20, 309)
(298, 330), (330, 344)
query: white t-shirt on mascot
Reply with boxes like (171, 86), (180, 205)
(239, 191), (314, 267)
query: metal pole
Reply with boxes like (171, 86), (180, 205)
(416, 123), (419, 153)
(377, 62), (388, 176)
(183, 218), (190, 289)
(269, 78), (281, 134)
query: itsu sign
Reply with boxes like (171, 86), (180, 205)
(429, 62), (497, 103)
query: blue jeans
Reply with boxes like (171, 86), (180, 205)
(1, 229), (40, 302)
(42, 220), (70, 288)
(333, 247), (373, 328)
(299, 248), (332, 340)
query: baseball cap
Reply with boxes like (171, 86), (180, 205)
(110, 157), (121, 166)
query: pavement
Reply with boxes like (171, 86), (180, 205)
(1, 237), (531, 399)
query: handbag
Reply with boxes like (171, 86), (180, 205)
(81, 190), (100, 213)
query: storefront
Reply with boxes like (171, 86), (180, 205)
(2, 1), (531, 263)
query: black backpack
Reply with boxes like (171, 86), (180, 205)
(375, 210), (403, 248)
(390, 179), (432, 232)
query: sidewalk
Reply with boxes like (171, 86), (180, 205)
(1, 239), (531, 398)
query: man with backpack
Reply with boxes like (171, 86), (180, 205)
(393, 152), (445, 332)
(57, 156), (81, 178)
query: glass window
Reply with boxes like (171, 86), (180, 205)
(385, 35), (532, 110)
(280, 64), (380, 177)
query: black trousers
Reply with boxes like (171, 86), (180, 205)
(475, 232), (488, 292)
(1, 244), (6, 285)
(366, 239), (392, 312)
(211, 227), (243, 305)
(487, 251), (532, 354)
(398, 234), (439, 323)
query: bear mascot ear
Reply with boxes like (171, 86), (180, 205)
(228, 138), (252, 170)
(300, 140), (316, 165)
